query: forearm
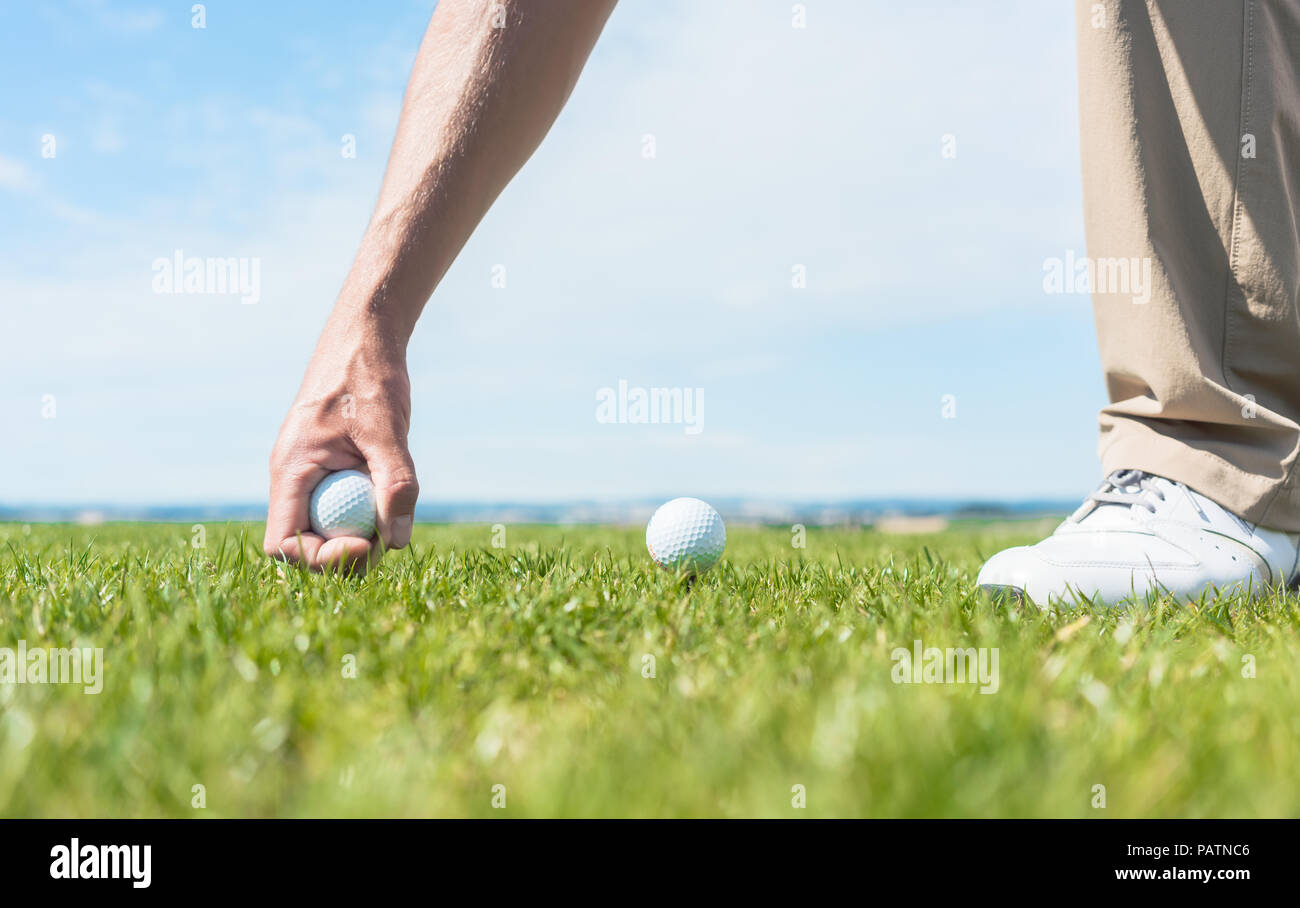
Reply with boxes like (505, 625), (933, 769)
(331, 0), (617, 346)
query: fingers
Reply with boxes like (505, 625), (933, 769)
(316, 535), (377, 574)
(265, 448), (377, 573)
(267, 530), (376, 575)
(265, 372), (417, 572)
(264, 458), (328, 561)
(360, 436), (420, 550)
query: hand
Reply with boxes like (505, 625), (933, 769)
(264, 324), (419, 573)
(263, 0), (614, 573)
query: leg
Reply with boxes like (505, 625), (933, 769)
(977, 0), (1300, 606)
(1082, 0), (1300, 529)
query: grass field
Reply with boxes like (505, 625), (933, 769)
(2, 519), (1299, 818)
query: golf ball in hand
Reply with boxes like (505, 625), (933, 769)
(646, 497), (726, 574)
(309, 469), (377, 539)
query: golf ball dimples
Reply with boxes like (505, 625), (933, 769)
(309, 469), (378, 539)
(646, 497), (726, 573)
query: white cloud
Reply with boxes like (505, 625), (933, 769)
(0, 155), (33, 192)
(90, 121), (125, 153)
(81, 1), (164, 36)
(2, 0), (1098, 505)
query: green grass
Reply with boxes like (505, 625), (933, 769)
(2, 519), (1299, 818)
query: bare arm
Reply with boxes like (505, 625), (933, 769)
(340, 0), (617, 342)
(266, 0), (617, 571)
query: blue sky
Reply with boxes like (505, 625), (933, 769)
(0, 0), (1104, 506)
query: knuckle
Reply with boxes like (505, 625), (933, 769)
(383, 475), (420, 502)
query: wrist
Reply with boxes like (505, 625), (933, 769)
(298, 323), (409, 416)
(327, 273), (416, 355)
(333, 217), (440, 345)
(312, 290), (411, 387)
(326, 305), (411, 360)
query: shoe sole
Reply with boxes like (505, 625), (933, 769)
(979, 583), (1027, 605)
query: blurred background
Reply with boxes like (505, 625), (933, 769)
(0, 0), (1100, 523)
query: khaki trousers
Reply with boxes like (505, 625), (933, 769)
(1077, 0), (1300, 529)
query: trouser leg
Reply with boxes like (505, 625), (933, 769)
(1077, 0), (1300, 529)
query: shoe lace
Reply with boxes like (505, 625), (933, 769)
(1087, 469), (1170, 515)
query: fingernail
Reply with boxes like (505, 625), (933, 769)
(390, 515), (413, 548)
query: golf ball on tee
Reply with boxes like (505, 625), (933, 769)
(309, 469), (378, 539)
(646, 497), (726, 574)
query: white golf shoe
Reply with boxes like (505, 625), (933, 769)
(977, 469), (1300, 608)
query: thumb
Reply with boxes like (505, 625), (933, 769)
(362, 441), (419, 550)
